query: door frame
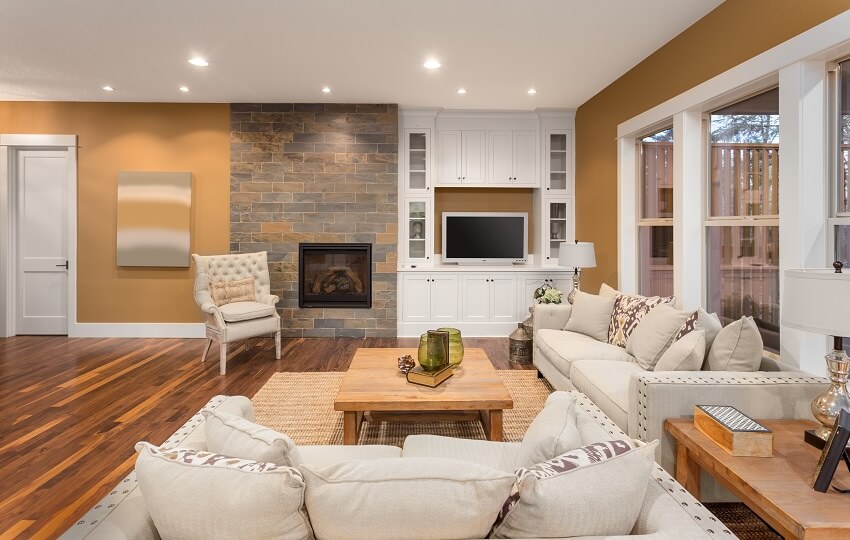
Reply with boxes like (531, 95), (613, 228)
(0, 134), (78, 337)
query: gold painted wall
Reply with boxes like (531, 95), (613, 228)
(433, 188), (534, 254)
(0, 102), (230, 322)
(575, 0), (850, 292)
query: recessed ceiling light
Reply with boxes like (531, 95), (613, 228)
(102, 85), (114, 92)
(457, 88), (467, 94)
(179, 86), (190, 93)
(321, 86), (331, 94)
(527, 88), (537, 95)
(423, 59), (441, 70)
(188, 57), (208, 67)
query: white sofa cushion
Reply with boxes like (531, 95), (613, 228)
(300, 457), (515, 540)
(516, 392), (581, 468)
(491, 440), (658, 539)
(298, 444), (401, 467)
(569, 360), (643, 431)
(626, 304), (692, 370)
(402, 435), (521, 473)
(134, 442), (312, 540)
(202, 409), (301, 466)
(218, 301), (276, 322)
(655, 330), (706, 372)
(563, 291), (616, 342)
(674, 308), (722, 358)
(535, 329), (634, 379)
(707, 316), (764, 372)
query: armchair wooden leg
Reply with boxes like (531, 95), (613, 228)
(201, 339), (213, 363)
(219, 342), (228, 375)
(275, 331), (281, 359)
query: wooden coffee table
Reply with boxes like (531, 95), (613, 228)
(334, 348), (513, 445)
(666, 418), (850, 539)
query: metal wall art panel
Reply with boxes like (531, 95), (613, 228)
(116, 171), (191, 267)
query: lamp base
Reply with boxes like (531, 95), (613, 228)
(567, 269), (580, 305)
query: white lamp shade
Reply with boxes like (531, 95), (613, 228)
(559, 242), (596, 269)
(782, 269), (850, 337)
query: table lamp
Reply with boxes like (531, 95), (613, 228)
(559, 241), (596, 304)
(782, 263), (850, 447)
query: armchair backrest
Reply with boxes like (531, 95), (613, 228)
(191, 251), (271, 307)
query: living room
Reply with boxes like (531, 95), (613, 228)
(3, 1), (850, 539)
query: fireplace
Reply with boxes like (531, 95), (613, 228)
(298, 243), (372, 308)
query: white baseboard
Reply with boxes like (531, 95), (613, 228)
(397, 321), (519, 338)
(68, 323), (206, 338)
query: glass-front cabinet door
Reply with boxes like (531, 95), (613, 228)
(546, 129), (572, 193)
(404, 129), (430, 193)
(405, 197), (431, 264)
(544, 198), (574, 265)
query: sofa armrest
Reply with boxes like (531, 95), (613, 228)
(257, 294), (280, 306)
(532, 303), (573, 334)
(627, 370), (827, 473)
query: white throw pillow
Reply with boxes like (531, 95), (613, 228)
(707, 316), (764, 372)
(515, 392), (582, 468)
(626, 304), (693, 370)
(134, 442), (312, 540)
(202, 409), (302, 467)
(491, 440), (657, 539)
(673, 308), (722, 357)
(301, 457), (514, 540)
(563, 291), (616, 342)
(654, 330), (706, 371)
(599, 283), (619, 298)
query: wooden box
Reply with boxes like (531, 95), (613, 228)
(694, 405), (773, 457)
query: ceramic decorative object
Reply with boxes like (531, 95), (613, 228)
(436, 327), (464, 367)
(397, 354), (415, 374)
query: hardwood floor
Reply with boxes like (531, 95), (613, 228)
(0, 335), (521, 539)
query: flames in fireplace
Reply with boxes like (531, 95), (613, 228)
(298, 243), (372, 308)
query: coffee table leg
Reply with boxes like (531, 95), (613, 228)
(487, 410), (503, 441)
(676, 444), (701, 499)
(343, 411), (357, 445)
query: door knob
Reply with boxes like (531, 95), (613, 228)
(56, 261), (69, 270)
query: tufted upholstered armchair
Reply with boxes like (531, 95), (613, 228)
(191, 251), (281, 375)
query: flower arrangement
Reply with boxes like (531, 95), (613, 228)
(533, 283), (563, 304)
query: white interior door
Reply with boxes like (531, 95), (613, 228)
(15, 149), (70, 334)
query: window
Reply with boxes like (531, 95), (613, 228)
(705, 88), (779, 352)
(830, 58), (850, 268)
(637, 128), (674, 297)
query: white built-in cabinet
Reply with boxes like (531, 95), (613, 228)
(404, 197), (431, 264)
(460, 273), (517, 322)
(400, 273), (459, 322)
(438, 130), (486, 184)
(488, 131), (537, 185)
(404, 129), (430, 193)
(543, 197), (575, 264)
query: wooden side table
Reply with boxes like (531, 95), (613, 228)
(665, 418), (850, 539)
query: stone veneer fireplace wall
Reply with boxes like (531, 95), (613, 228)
(229, 103), (398, 337)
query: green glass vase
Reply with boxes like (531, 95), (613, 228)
(437, 327), (464, 367)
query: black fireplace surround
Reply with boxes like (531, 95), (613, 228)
(298, 243), (372, 308)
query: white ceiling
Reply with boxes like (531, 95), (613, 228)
(0, 0), (724, 109)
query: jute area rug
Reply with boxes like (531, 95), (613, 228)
(253, 370), (552, 446)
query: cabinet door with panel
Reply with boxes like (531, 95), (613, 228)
(404, 197), (431, 264)
(490, 274), (517, 321)
(401, 274), (432, 322)
(487, 131), (513, 185)
(512, 131), (537, 185)
(460, 273), (490, 322)
(430, 273), (459, 321)
(461, 130), (487, 183)
(549, 275), (574, 297)
(438, 130), (462, 184)
(520, 273), (548, 313)
(404, 129), (430, 193)
(544, 198), (575, 265)
(545, 129), (572, 193)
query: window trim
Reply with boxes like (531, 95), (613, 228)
(636, 127), (674, 298)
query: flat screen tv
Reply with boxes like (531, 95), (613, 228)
(442, 212), (528, 264)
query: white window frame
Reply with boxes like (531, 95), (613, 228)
(828, 57), (850, 264)
(636, 127), (674, 297)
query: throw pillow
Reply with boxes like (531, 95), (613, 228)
(626, 304), (693, 370)
(210, 277), (256, 306)
(301, 457), (515, 540)
(608, 292), (674, 348)
(599, 283), (619, 299)
(203, 409), (302, 467)
(515, 392), (582, 468)
(563, 291), (616, 342)
(673, 308), (722, 356)
(707, 316), (764, 372)
(491, 440), (657, 539)
(654, 330), (706, 371)
(134, 442), (312, 540)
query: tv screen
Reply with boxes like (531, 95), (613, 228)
(443, 213), (527, 263)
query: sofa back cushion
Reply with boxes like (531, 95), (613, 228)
(707, 316), (763, 372)
(608, 293), (674, 348)
(491, 440), (657, 539)
(203, 409), (301, 466)
(300, 457), (514, 540)
(654, 330), (706, 371)
(134, 442), (312, 540)
(626, 304), (692, 370)
(674, 308), (722, 358)
(516, 392), (581, 468)
(563, 291), (616, 342)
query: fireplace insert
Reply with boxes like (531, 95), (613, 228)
(298, 243), (372, 308)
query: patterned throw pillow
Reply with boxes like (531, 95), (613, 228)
(136, 443), (289, 473)
(210, 277), (256, 306)
(608, 294), (674, 348)
(674, 310), (699, 341)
